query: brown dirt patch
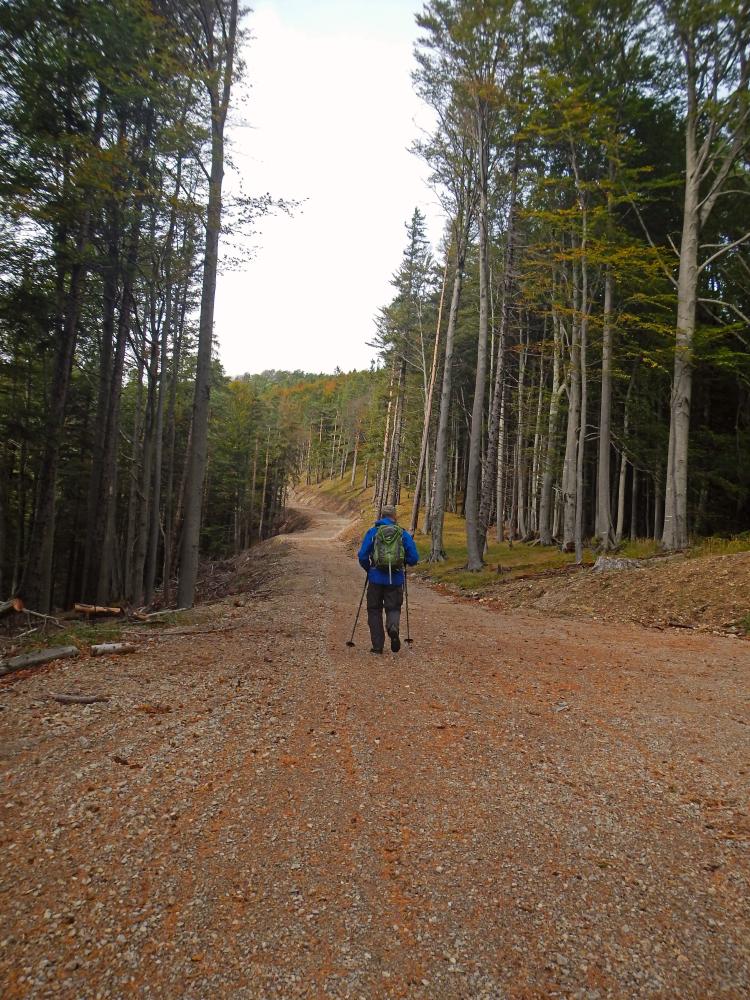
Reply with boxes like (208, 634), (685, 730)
(1, 504), (748, 998)
(464, 550), (750, 636)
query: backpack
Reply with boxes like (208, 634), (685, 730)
(372, 523), (405, 583)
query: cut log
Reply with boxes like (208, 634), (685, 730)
(0, 645), (79, 677)
(90, 643), (137, 657)
(74, 603), (123, 616)
(51, 693), (110, 705)
(0, 597), (24, 616)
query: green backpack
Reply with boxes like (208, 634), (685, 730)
(373, 523), (405, 583)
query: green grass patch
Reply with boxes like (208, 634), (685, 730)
(617, 538), (661, 559)
(55, 623), (123, 647)
(689, 533), (750, 558)
(408, 507), (594, 591)
(10, 620), (124, 655)
(7, 606), (203, 656)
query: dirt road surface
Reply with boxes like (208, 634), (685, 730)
(1, 506), (749, 999)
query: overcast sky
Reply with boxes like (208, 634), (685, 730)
(213, 0), (444, 378)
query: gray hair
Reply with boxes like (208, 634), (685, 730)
(381, 505), (397, 520)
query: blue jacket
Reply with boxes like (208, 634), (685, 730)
(358, 518), (419, 586)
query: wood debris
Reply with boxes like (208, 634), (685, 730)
(0, 645), (79, 677)
(50, 692), (110, 705)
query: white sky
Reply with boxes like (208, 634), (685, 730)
(213, 0), (444, 378)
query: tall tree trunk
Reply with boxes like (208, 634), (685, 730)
(177, 0), (239, 607)
(515, 326), (529, 540)
(495, 377), (507, 542)
(596, 156), (616, 547)
(387, 382), (406, 506)
(653, 467), (663, 539)
(162, 260), (189, 605)
(530, 349), (545, 536)
(539, 309), (563, 544)
(258, 430), (271, 541)
(574, 225), (589, 564)
(130, 311), (159, 605)
(376, 357), (397, 514)
(660, 25), (749, 548)
(630, 465), (639, 540)
(561, 260), (581, 553)
(145, 158), (183, 604)
(329, 414), (339, 480)
(615, 362), (637, 544)
(662, 137), (698, 549)
(430, 228), (468, 561)
(247, 435), (259, 543)
(410, 256), (448, 534)
(596, 263), (615, 548)
(465, 112), (491, 571)
(124, 348), (147, 595)
(95, 200), (147, 604)
(80, 200), (119, 599)
(350, 428), (360, 487)
(478, 144), (519, 553)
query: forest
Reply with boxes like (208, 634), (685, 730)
(1, 0), (748, 613)
(289, 0), (750, 570)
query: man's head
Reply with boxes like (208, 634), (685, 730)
(381, 505), (397, 522)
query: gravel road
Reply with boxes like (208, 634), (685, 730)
(1, 506), (749, 999)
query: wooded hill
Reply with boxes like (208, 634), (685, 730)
(300, 0), (750, 568)
(1, 0), (748, 615)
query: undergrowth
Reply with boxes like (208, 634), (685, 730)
(689, 533), (750, 558)
(4, 607), (200, 657)
(328, 478), (748, 598)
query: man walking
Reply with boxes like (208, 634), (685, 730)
(358, 504), (419, 653)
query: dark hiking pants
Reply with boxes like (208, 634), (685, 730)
(366, 581), (403, 651)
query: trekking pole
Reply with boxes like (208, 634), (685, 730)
(403, 570), (413, 645)
(346, 576), (368, 647)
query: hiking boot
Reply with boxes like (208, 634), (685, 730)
(370, 647), (383, 654)
(387, 624), (401, 653)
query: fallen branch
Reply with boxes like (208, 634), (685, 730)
(90, 642), (137, 657)
(14, 626), (40, 641)
(74, 603), (123, 616)
(132, 607), (191, 621)
(0, 645), (79, 677)
(24, 608), (63, 627)
(51, 692), (110, 705)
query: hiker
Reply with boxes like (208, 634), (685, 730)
(357, 504), (419, 653)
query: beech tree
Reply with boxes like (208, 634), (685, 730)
(660, 0), (750, 549)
